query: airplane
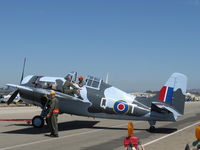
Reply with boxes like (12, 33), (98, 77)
(5, 59), (187, 131)
(6, 69), (187, 132)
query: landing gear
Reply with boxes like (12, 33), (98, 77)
(32, 115), (44, 128)
(148, 121), (156, 132)
(32, 95), (49, 128)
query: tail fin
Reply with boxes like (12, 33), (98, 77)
(158, 73), (187, 115)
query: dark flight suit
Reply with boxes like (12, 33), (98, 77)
(47, 97), (59, 136)
(63, 80), (81, 97)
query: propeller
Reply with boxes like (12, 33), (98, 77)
(7, 90), (19, 105)
(7, 58), (26, 105)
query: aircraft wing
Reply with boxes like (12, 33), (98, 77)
(6, 84), (33, 92)
(6, 84), (91, 113)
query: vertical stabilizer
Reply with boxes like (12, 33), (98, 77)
(158, 73), (187, 115)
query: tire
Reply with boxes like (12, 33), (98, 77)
(32, 116), (44, 128)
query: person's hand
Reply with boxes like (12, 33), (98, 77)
(47, 114), (51, 118)
(78, 84), (83, 88)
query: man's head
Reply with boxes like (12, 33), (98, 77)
(65, 75), (72, 82)
(50, 90), (56, 98)
(78, 76), (84, 81)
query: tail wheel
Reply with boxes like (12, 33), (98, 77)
(32, 115), (44, 128)
(149, 126), (155, 132)
(45, 118), (49, 126)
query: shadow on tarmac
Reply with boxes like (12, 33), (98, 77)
(2, 120), (131, 134)
(146, 128), (177, 134)
(2, 120), (178, 135)
(3, 120), (99, 134)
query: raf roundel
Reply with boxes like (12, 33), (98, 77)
(113, 101), (129, 114)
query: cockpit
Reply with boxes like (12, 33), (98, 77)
(65, 72), (103, 90)
(21, 71), (103, 91)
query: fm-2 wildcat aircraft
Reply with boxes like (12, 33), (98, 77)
(6, 70), (187, 132)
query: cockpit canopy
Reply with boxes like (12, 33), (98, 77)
(65, 71), (103, 90)
(21, 71), (103, 91)
(85, 76), (102, 90)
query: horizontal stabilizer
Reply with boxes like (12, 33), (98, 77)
(151, 102), (181, 120)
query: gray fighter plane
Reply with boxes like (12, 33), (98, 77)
(6, 70), (187, 132)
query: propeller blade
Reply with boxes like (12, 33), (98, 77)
(7, 90), (19, 105)
(20, 58), (26, 83)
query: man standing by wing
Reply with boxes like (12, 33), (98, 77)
(46, 90), (59, 137)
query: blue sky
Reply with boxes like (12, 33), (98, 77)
(0, 0), (199, 92)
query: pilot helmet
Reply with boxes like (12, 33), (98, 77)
(78, 76), (84, 80)
(64, 75), (72, 80)
(50, 90), (56, 95)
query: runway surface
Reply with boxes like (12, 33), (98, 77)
(0, 102), (199, 150)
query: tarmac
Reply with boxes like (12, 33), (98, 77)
(0, 102), (199, 150)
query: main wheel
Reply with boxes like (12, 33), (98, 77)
(32, 116), (44, 128)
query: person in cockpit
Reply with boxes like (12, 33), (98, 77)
(77, 76), (85, 87)
(63, 75), (83, 100)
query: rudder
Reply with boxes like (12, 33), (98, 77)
(158, 73), (187, 115)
